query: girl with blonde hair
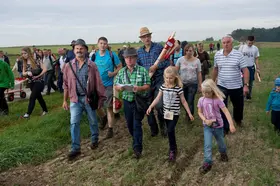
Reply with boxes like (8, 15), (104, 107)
(197, 79), (236, 174)
(22, 47), (48, 118)
(147, 66), (194, 161)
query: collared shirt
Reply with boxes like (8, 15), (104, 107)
(137, 42), (170, 82)
(75, 60), (88, 96)
(114, 65), (151, 102)
(214, 49), (247, 89)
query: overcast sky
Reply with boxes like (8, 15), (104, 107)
(1, 0), (279, 47)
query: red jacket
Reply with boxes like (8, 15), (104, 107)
(63, 58), (106, 108)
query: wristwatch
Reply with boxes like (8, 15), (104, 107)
(244, 83), (249, 87)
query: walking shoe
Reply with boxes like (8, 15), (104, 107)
(41, 111), (48, 116)
(169, 151), (176, 162)
(23, 113), (30, 118)
(99, 115), (107, 130)
(199, 162), (212, 174)
(90, 141), (98, 150)
(220, 153), (229, 162)
(133, 149), (141, 159)
(105, 128), (113, 139)
(68, 150), (81, 161)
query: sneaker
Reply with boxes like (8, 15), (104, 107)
(133, 149), (141, 159)
(23, 113), (30, 118)
(99, 115), (107, 130)
(105, 128), (113, 139)
(68, 150), (81, 161)
(90, 141), (98, 150)
(169, 151), (176, 162)
(41, 111), (48, 116)
(199, 162), (212, 174)
(220, 153), (229, 162)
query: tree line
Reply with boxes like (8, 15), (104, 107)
(231, 26), (280, 42)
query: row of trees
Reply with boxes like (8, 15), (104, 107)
(231, 26), (280, 42)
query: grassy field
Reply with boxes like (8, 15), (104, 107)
(0, 43), (280, 185)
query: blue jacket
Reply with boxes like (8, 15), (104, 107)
(65, 50), (75, 63)
(266, 89), (280, 111)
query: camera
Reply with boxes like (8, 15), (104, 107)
(211, 121), (219, 127)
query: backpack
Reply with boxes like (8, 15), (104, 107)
(91, 50), (117, 69)
(171, 49), (184, 61)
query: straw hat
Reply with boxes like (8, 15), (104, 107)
(139, 27), (152, 38)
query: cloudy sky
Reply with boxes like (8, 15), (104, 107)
(1, 0), (279, 47)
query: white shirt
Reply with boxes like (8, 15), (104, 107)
(239, 45), (260, 67)
(89, 50), (96, 59)
(214, 49), (247, 89)
(59, 56), (65, 70)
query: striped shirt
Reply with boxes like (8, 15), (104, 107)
(159, 85), (183, 115)
(214, 49), (247, 89)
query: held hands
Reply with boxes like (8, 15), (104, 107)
(266, 111), (270, 115)
(115, 86), (124, 92)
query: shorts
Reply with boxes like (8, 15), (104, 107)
(103, 86), (113, 108)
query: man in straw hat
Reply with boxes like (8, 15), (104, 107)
(137, 27), (170, 137)
(114, 47), (151, 159)
(63, 39), (106, 160)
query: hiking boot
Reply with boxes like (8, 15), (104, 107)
(220, 153), (229, 162)
(169, 151), (176, 162)
(99, 115), (107, 130)
(41, 111), (48, 116)
(199, 162), (212, 174)
(114, 113), (121, 120)
(133, 149), (141, 159)
(23, 113), (30, 119)
(68, 150), (81, 161)
(90, 141), (99, 150)
(105, 128), (113, 139)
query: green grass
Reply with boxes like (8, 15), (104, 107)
(0, 93), (94, 171)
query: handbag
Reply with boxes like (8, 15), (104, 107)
(124, 68), (150, 113)
(69, 61), (99, 110)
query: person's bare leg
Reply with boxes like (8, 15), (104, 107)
(105, 107), (114, 138)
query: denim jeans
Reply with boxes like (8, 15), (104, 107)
(147, 81), (164, 135)
(165, 115), (179, 152)
(218, 86), (244, 133)
(183, 84), (198, 115)
(204, 126), (226, 164)
(70, 96), (99, 152)
(123, 100), (145, 153)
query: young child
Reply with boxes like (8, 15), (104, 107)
(197, 79), (236, 174)
(146, 66), (194, 161)
(266, 77), (280, 134)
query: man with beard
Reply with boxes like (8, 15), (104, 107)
(63, 39), (106, 160)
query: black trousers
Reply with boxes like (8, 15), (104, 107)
(218, 86), (244, 133)
(27, 82), (48, 115)
(46, 70), (57, 93)
(0, 88), (8, 114)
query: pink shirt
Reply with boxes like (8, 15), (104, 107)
(63, 59), (106, 108)
(197, 97), (226, 128)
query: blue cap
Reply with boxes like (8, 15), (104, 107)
(275, 77), (280, 86)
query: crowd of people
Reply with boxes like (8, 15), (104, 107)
(0, 27), (280, 175)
